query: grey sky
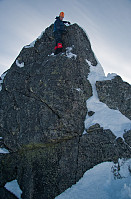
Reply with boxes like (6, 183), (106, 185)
(0, 0), (131, 83)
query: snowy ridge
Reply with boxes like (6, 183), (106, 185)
(24, 30), (45, 48)
(0, 72), (7, 91)
(56, 159), (131, 199)
(84, 60), (131, 138)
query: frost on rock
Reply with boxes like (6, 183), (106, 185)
(5, 180), (22, 199)
(48, 53), (55, 56)
(24, 30), (45, 48)
(66, 46), (77, 59)
(75, 88), (82, 92)
(85, 59), (131, 138)
(0, 72), (7, 91)
(106, 73), (117, 80)
(0, 148), (9, 154)
(16, 60), (24, 68)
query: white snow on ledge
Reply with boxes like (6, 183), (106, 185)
(24, 40), (36, 48)
(106, 73), (117, 80)
(5, 180), (22, 199)
(0, 148), (9, 154)
(0, 72), (7, 91)
(84, 60), (131, 138)
(86, 59), (117, 81)
(16, 60), (24, 68)
(66, 46), (77, 59)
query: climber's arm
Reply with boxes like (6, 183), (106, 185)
(55, 20), (61, 30)
(63, 21), (71, 25)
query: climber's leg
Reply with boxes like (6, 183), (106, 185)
(57, 42), (63, 54)
(54, 31), (63, 55)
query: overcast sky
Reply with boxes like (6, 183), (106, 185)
(0, 0), (131, 83)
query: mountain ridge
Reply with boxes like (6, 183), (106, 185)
(0, 23), (130, 199)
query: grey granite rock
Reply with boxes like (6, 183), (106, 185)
(123, 130), (131, 147)
(0, 124), (130, 199)
(0, 24), (94, 151)
(96, 75), (131, 119)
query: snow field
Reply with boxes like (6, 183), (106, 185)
(56, 159), (131, 199)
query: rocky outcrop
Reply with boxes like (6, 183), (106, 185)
(0, 187), (18, 199)
(0, 23), (131, 198)
(96, 75), (131, 120)
(123, 130), (131, 147)
(76, 124), (131, 181)
(0, 23), (96, 152)
(1, 124), (130, 199)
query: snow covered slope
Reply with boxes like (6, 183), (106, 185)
(84, 60), (131, 138)
(56, 159), (131, 199)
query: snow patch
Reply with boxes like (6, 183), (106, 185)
(56, 159), (131, 199)
(24, 40), (36, 48)
(24, 30), (45, 48)
(66, 47), (77, 59)
(106, 73), (117, 80)
(65, 23), (70, 27)
(0, 148), (9, 154)
(85, 59), (131, 138)
(86, 59), (117, 81)
(0, 72), (7, 91)
(0, 137), (3, 139)
(48, 53), (55, 56)
(16, 60), (24, 68)
(75, 88), (82, 92)
(5, 180), (22, 199)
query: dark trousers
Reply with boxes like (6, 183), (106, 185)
(54, 31), (62, 46)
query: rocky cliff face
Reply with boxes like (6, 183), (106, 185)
(96, 75), (131, 120)
(0, 24), (95, 151)
(0, 23), (131, 199)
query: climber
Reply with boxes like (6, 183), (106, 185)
(53, 12), (71, 55)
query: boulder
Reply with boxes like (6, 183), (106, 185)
(96, 75), (131, 120)
(0, 24), (95, 151)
